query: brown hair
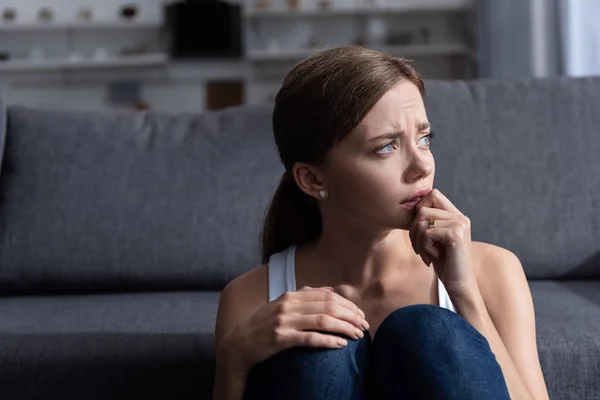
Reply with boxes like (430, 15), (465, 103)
(261, 45), (425, 264)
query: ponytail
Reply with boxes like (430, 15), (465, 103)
(261, 171), (322, 264)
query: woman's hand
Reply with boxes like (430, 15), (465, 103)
(218, 286), (369, 374)
(409, 188), (478, 297)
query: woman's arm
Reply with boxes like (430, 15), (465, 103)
(213, 341), (249, 400)
(212, 267), (268, 400)
(452, 243), (549, 400)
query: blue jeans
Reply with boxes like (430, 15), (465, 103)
(244, 304), (510, 399)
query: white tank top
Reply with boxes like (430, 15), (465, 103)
(267, 244), (456, 313)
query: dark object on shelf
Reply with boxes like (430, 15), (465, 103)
(78, 7), (93, 22)
(38, 7), (54, 22)
(420, 27), (431, 44)
(387, 32), (414, 45)
(256, 0), (270, 10)
(319, 0), (331, 10)
(0, 52), (9, 61)
(2, 8), (17, 22)
(133, 100), (151, 111)
(166, 1), (242, 59)
(206, 81), (244, 110)
(120, 45), (149, 56)
(120, 4), (138, 21)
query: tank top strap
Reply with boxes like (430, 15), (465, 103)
(267, 245), (297, 302)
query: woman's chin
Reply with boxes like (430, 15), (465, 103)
(393, 210), (418, 230)
(373, 217), (413, 232)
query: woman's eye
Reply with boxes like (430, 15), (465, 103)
(376, 143), (395, 154)
(418, 132), (435, 147)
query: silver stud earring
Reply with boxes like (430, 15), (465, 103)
(318, 190), (328, 199)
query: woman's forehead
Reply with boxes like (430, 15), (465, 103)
(358, 83), (426, 128)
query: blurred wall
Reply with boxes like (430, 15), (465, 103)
(477, 0), (561, 78)
(561, 0), (600, 76)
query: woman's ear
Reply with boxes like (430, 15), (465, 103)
(292, 163), (328, 200)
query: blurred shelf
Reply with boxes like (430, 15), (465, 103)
(246, 8), (361, 18)
(383, 43), (470, 56)
(247, 43), (470, 61)
(0, 53), (169, 72)
(0, 21), (163, 31)
(245, 0), (473, 18)
(247, 48), (316, 61)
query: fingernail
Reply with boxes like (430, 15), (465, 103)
(355, 328), (364, 339)
(362, 320), (370, 330)
(327, 287), (334, 292)
(337, 338), (348, 346)
(358, 309), (366, 319)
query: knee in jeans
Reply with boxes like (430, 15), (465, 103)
(378, 304), (448, 332)
(374, 304), (487, 350)
(375, 304), (470, 339)
(246, 340), (371, 399)
(256, 340), (364, 376)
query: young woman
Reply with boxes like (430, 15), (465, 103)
(213, 46), (549, 400)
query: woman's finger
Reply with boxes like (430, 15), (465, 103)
(415, 188), (461, 214)
(298, 301), (369, 330)
(295, 314), (365, 340)
(421, 225), (448, 260)
(409, 207), (451, 249)
(413, 218), (455, 264)
(424, 225), (461, 249)
(292, 330), (349, 349)
(409, 212), (431, 258)
(294, 290), (366, 319)
(415, 206), (454, 224)
(298, 286), (333, 292)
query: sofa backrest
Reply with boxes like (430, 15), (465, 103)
(426, 78), (600, 280)
(0, 77), (598, 295)
(0, 104), (282, 294)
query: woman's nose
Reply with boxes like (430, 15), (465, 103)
(403, 152), (434, 183)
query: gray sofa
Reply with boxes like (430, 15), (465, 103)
(0, 77), (599, 400)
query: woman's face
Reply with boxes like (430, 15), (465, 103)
(321, 81), (435, 231)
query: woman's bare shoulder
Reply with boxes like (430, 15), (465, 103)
(224, 264), (269, 307)
(214, 264), (269, 348)
(471, 241), (526, 305)
(471, 241), (519, 278)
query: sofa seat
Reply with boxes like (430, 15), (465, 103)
(1, 282), (599, 400)
(0, 291), (221, 400)
(528, 280), (600, 400)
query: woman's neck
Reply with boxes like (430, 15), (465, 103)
(298, 224), (422, 291)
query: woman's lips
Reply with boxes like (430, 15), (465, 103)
(399, 188), (431, 210)
(399, 197), (422, 210)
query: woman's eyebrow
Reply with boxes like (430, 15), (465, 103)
(418, 122), (431, 131)
(367, 122), (431, 142)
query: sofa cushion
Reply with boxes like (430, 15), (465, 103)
(0, 281), (598, 400)
(0, 93), (5, 171)
(0, 104), (282, 294)
(425, 78), (600, 279)
(529, 280), (600, 400)
(0, 291), (221, 400)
